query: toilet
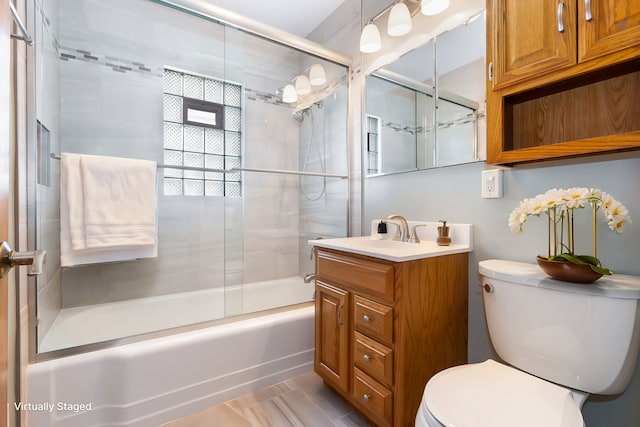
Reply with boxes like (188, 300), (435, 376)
(416, 259), (640, 427)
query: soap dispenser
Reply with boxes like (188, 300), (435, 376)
(375, 220), (388, 239)
(436, 220), (451, 246)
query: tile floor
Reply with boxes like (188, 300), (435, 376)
(162, 371), (373, 427)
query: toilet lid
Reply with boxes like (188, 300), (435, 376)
(424, 360), (584, 427)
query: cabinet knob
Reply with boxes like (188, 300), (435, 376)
(363, 314), (370, 323)
(363, 393), (370, 402)
(363, 354), (371, 363)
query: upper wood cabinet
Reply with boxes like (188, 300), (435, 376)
(492, 0), (577, 89)
(578, 0), (640, 62)
(487, 0), (640, 165)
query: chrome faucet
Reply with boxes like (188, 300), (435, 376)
(386, 214), (409, 242)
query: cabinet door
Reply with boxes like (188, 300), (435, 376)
(315, 282), (350, 393)
(578, 0), (640, 62)
(491, 0), (577, 89)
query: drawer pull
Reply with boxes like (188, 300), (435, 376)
(363, 314), (370, 323)
(363, 393), (370, 402)
(363, 354), (371, 362)
(337, 304), (344, 325)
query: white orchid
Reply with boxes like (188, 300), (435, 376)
(508, 187), (631, 276)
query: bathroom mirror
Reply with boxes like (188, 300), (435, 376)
(364, 13), (486, 176)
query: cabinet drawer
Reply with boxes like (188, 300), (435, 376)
(354, 295), (393, 345)
(353, 368), (393, 426)
(354, 331), (393, 386)
(316, 250), (394, 301)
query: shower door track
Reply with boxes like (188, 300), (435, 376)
(49, 154), (347, 179)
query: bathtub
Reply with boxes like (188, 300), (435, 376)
(39, 276), (313, 352)
(27, 304), (315, 427)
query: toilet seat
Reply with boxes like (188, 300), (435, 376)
(421, 360), (584, 427)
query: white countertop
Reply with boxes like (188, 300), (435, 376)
(309, 221), (473, 262)
(309, 236), (472, 262)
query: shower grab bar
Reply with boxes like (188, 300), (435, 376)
(9, 1), (34, 46)
(50, 154), (348, 180)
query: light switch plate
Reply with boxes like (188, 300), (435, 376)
(481, 169), (503, 198)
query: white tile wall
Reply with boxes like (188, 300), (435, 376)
(34, 0), (350, 329)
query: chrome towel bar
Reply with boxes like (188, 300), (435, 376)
(49, 153), (348, 180)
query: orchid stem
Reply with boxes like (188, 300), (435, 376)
(593, 202), (597, 259)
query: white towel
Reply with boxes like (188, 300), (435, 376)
(60, 153), (158, 267)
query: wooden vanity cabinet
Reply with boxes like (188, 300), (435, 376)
(487, 0), (640, 165)
(314, 248), (468, 427)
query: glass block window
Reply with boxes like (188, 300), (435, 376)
(163, 68), (242, 197)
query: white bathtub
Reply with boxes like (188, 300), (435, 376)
(40, 276), (313, 352)
(27, 304), (315, 427)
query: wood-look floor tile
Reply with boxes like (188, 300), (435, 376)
(334, 412), (373, 427)
(162, 403), (251, 427)
(244, 397), (299, 427)
(227, 382), (295, 413)
(164, 372), (374, 427)
(278, 389), (338, 427)
(292, 372), (355, 421)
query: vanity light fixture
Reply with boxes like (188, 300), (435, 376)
(282, 84), (298, 103)
(282, 64), (328, 103)
(421, 0), (450, 16)
(294, 75), (312, 95)
(387, 2), (412, 36)
(309, 63), (327, 86)
(360, 20), (382, 53)
(360, 0), (451, 53)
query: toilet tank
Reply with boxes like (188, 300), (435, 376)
(479, 259), (640, 394)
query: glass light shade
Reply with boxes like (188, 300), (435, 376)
(282, 84), (297, 103)
(421, 0), (450, 16)
(387, 2), (412, 37)
(359, 23), (381, 53)
(309, 64), (327, 86)
(294, 75), (311, 95)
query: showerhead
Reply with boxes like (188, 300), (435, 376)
(292, 101), (323, 123)
(292, 108), (311, 123)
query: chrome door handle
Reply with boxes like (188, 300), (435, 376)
(0, 241), (47, 278)
(585, 0), (592, 21)
(557, 2), (565, 33)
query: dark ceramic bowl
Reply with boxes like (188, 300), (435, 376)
(536, 256), (603, 284)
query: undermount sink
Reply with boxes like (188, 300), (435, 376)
(309, 221), (473, 262)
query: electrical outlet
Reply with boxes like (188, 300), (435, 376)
(481, 169), (503, 198)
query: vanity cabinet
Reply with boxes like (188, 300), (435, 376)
(487, 0), (640, 165)
(314, 248), (468, 427)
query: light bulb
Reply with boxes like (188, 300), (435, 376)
(282, 84), (297, 103)
(309, 64), (327, 86)
(294, 75), (311, 95)
(359, 22), (381, 53)
(421, 0), (450, 16)
(387, 2), (412, 37)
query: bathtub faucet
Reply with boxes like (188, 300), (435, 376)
(304, 273), (315, 283)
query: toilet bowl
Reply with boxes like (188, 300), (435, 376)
(416, 360), (584, 427)
(417, 259), (640, 427)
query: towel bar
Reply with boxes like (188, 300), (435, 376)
(49, 153), (348, 179)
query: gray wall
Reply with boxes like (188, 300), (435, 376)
(364, 154), (640, 426)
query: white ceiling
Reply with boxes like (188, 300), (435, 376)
(204, 0), (349, 37)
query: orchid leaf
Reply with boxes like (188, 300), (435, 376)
(589, 264), (613, 275)
(556, 253), (587, 265)
(576, 255), (602, 267)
